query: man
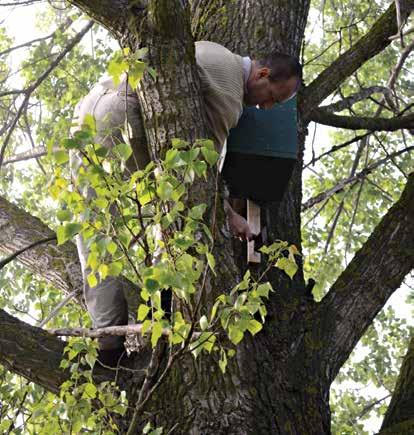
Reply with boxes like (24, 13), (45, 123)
(72, 41), (302, 365)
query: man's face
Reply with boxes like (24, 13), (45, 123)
(245, 68), (299, 109)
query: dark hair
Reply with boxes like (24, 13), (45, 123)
(257, 51), (302, 83)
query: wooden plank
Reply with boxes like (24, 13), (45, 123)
(247, 200), (261, 263)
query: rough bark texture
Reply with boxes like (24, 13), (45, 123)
(0, 196), (83, 298)
(0, 308), (116, 394)
(0, 196), (140, 315)
(0, 308), (67, 394)
(1, 1), (413, 434)
(379, 336), (414, 434)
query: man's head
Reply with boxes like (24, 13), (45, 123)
(245, 51), (302, 109)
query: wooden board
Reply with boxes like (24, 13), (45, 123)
(247, 200), (261, 263)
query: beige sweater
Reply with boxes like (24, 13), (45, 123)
(74, 41), (244, 155)
(195, 41), (245, 148)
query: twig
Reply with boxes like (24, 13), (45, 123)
(302, 145), (414, 210)
(319, 86), (392, 114)
(49, 323), (203, 339)
(303, 132), (371, 168)
(38, 289), (81, 328)
(0, 17), (73, 57)
(2, 146), (49, 165)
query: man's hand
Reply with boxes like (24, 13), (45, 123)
(224, 199), (255, 241)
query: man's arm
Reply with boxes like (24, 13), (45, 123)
(224, 199), (254, 241)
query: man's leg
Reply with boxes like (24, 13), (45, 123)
(72, 80), (147, 362)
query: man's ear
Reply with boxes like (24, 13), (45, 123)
(258, 67), (270, 78)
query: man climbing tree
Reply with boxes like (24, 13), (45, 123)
(71, 40), (302, 366)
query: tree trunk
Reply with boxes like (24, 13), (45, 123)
(379, 336), (414, 434)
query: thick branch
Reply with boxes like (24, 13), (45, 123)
(2, 146), (47, 165)
(302, 2), (414, 111)
(0, 308), (67, 394)
(379, 336), (414, 434)
(318, 173), (414, 382)
(68, 0), (128, 38)
(0, 196), (83, 297)
(309, 109), (414, 131)
(0, 196), (140, 316)
(0, 308), (113, 394)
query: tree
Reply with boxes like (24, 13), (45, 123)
(0, 0), (413, 433)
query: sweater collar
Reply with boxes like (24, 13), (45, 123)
(242, 56), (251, 94)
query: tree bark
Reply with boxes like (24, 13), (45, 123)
(0, 196), (140, 316)
(0, 308), (67, 394)
(379, 336), (414, 434)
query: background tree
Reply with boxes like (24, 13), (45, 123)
(0, 0), (413, 433)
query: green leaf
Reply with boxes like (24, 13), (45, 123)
(56, 209), (72, 222)
(87, 273), (98, 288)
(56, 226), (66, 245)
(247, 319), (263, 336)
(189, 204), (207, 220)
(200, 315), (208, 331)
(62, 138), (81, 149)
(145, 278), (160, 293)
(157, 181), (174, 201)
(94, 198), (108, 209)
(201, 147), (219, 166)
(114, 142), (132, 161)
(171, 138), (189, 149)
(138, 304), (150, 321)
(275, 257), (298, 279)
(219, 348), (227, 373)
(148, 67), (157, 80)
(83, 383), (97, 399)
(107, 241), (118, 255)
(98, 264), (108, 280)
(65, 223), (82, 239)
(85, 353), (96, 368)
(193, 160), (207, 177)
(108, 261), (123, 276)
(206, 252), (216, 275)
(56, 223), (82, 245)
(228, 325), (244, 345)
(53, 150), (69, 165)
(210, 299), (222, 323)
(108, 56), (128, 85)
(234, 293), (247, 310)
(128, 60), (146, 89)
(151, 322), (163, 348)
(256, 282), (273, 298)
